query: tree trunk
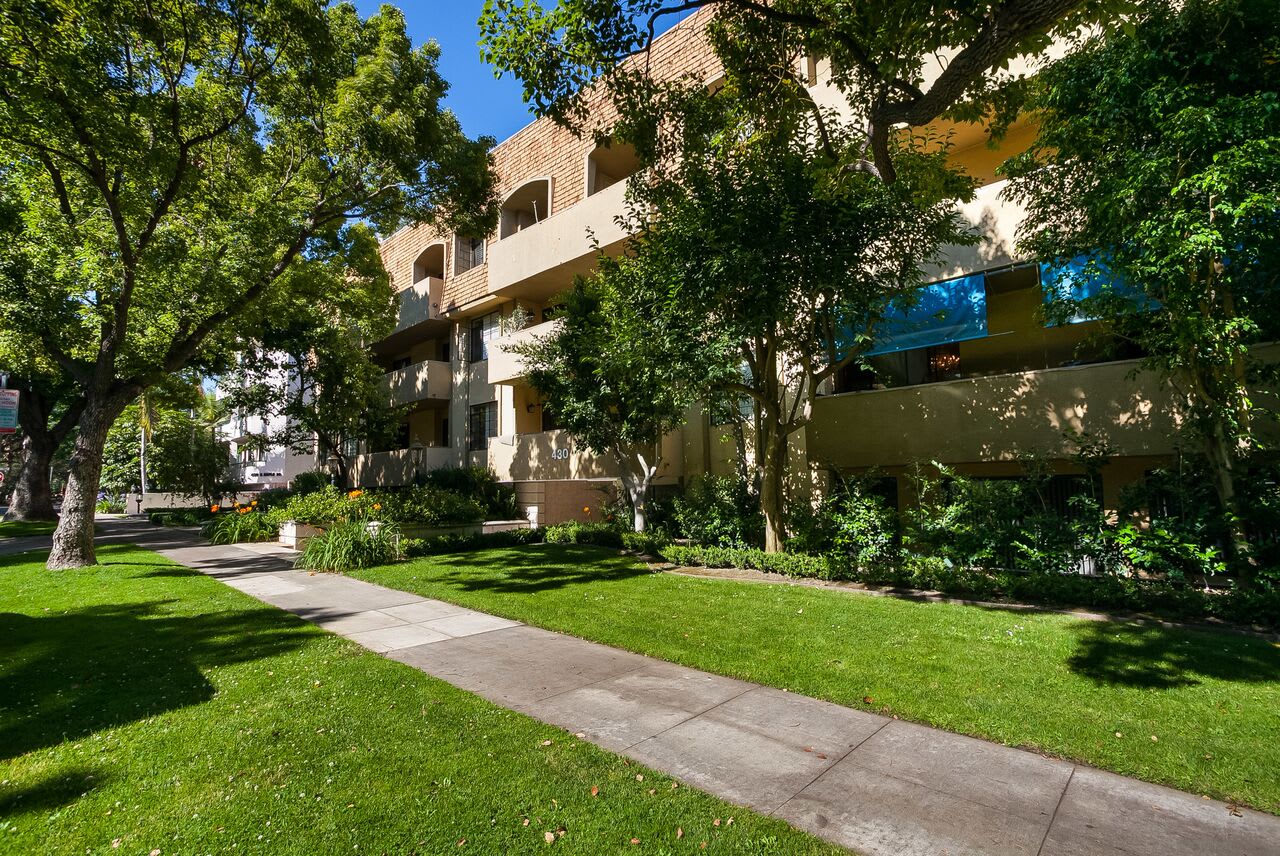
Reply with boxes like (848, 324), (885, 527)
(47, 394), (128, 570)
(6, 434), (56, 521)
(1203, 422), (1253, 585)
(618, 447), (658, 533)
(759, 422), (788, 553)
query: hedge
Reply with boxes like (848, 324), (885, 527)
(659, 544), (1279, 630)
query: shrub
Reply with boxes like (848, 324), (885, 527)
(370, 485), (486, 526)
(147, 506), (215, 525)
(253, 487), (295, 510)
(95, 498), (126, 514)
(203, 511), (279, 545)
(296, 521), (401, 572)
(403, 527), (543, 556)
(620, 529), (672, 555)
(660, 543), (1278, 630)
(278, 486), (363, 525)
(659, 544), (836, 579)
(291, 470), (331, 495)
(826, 486), (900, 571)
(417, 466), (519, 519)
(543, 521), (624, 547)
(672, 475), (764, 548)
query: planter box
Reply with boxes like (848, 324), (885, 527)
(279, 520), (324, 550)
(397, 520), (532, 540)
(279, 518), (532, 549)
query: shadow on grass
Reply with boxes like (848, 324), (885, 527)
(413, 544), (651, 595)
(0, 767), (109, 816)
(1067, 620), (1280, 689)
(0, 600), (307, 762)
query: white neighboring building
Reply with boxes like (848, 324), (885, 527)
(214, 366), (315, 492)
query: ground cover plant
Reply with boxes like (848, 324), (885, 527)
(351, 544), (1280, 815)
(0, 545), (840, 854)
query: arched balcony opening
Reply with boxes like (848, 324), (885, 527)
(499, 177), (552, 239)
(413, 243), (445, 282)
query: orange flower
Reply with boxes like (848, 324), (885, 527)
(348, 489), (363, 499)
(250, 500), (258, 507)
(372, 503), (382, 511)
(582, 506), (591, 514)
(210, 504), (220, 513)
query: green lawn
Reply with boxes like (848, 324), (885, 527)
(0, 520), (57, 538)
(0, 547), (840, 855)
(351, 544), (1280, 815)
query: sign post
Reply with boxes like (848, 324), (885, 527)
(0, 389), (19, 435)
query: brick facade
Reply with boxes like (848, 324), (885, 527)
(379, 8), (722, 317)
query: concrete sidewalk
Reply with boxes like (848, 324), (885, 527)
(96, 520), (1280, 856)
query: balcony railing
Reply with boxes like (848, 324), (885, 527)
(348, 446), (462, 488)
(393, 276), (444, 333)
(486, 179), (632, 295)
(809, 358), (1181, 469)
(384, 359), (451, 407)
(487, 319), (562, 385)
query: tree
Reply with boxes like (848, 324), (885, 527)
(101, 391), (232, 505)
(617, 87), (970, 551)
(479, 0), (1131, 181)
(515, 262), (734, 532)
(1003, 0), (1280, 582)
(0, 187), (84, 521)
(0, 0), (497, 568)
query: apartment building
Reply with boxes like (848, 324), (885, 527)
(357, 10), (1225, 524)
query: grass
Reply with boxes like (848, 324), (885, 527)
(0, 546), (841, 855)
(350, 544), (1280, 815)
(0, 520), (57, 538)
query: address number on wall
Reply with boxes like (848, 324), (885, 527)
(550, 448), (570, 460)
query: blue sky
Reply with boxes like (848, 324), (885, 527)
(352, 1), (684, 144)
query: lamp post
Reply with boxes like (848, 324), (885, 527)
(410, 441), (424, 484)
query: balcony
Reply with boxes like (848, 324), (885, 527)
(927, 179), (1029, 281)
(384, 359), (451, 407)
(809, 359), (1183, 469)
(486, 429), (619, 482)
(486, 179), (632, 300)
(349, 446), (462, 488)
(487, 319), (562, 385)
(374, 276), (445, 352)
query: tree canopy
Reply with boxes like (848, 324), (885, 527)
(1004, 0), (1280, 578)
(515, 258), (734, 532)
(479, 0), (1132, 180)
(0, 0), (497, 567)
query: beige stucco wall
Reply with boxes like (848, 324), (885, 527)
(808, 358), (1182, 470)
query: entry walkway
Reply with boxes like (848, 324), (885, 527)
(93, 520), (1280, 855)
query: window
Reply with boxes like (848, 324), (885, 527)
(390, 356), (411, 371)
(468, 312), (500, 362)
(925, 343), (962, 383)
(440, 417), (449, 448)
(455, 235), (485, 273)
(468, 401), (497, 451)
(439, 339), (451, 363)
(393, 421), (410, 450)
(541, 403), (563, 432)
